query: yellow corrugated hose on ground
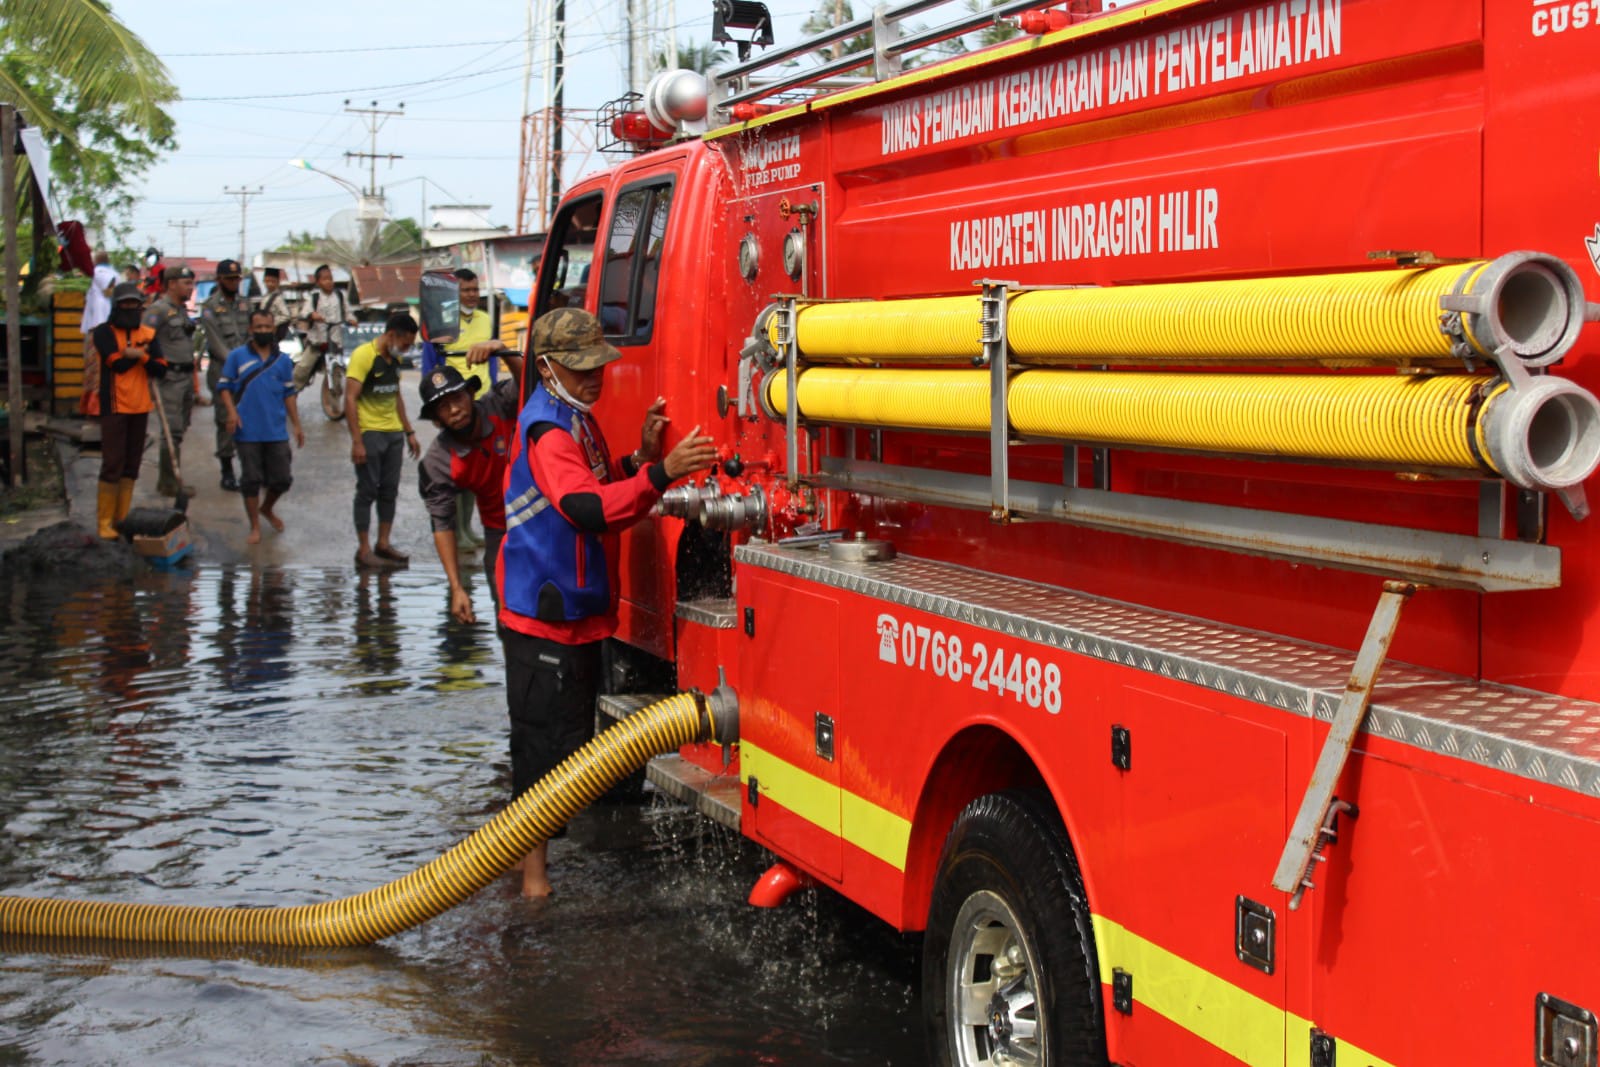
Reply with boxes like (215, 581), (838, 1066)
(0, 693), (710, 946)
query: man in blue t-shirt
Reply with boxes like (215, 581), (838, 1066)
(218, 309), (306, 544)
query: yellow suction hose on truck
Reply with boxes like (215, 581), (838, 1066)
(0, 689), (736, 947)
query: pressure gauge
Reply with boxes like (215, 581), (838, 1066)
(782, 229), (806, 280)
(738, 232), (760, 282)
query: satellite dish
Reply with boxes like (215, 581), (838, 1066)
(326, 207), (361, 247)
(319, 202), (419, 267)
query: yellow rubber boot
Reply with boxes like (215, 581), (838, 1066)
(95, 482), (119, 540)
(114, 479), (136, 523)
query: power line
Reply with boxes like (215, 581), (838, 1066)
(167, 37), (519, 58)
(186, 61), (526, 102)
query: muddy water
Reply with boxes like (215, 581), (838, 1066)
(0, 567), (918, 1065)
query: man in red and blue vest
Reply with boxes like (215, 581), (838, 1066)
(498, 307), (716, 898)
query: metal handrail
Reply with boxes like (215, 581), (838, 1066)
(712, 0), (1103, 116)
(887, 0), (1065, 55)
(719, 49), (875, 111)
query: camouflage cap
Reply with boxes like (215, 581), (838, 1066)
(530, 308), (620, 372)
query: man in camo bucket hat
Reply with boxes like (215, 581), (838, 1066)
(496, 307), (718, 898)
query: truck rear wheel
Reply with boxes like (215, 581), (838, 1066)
(923, 791), (1107, 1067)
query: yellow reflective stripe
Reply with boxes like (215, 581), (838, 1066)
(1285, 1016), (1397, 1067)
(841, 789), (911, 872)
(740, 740), (912, 871)
(1094, 914), (1284, 1066)
(1095, 915), (1398, 1067)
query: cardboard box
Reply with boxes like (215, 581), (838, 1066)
(131, 523), (193, 568)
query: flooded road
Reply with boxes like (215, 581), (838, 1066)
(0, 565), (920, 1060)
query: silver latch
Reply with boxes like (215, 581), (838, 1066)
(1538, 993), (1598, 1067)
(814, 712), (834, 762)
(1235, 896), (1275, 975)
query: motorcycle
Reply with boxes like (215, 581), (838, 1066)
(319, 342), (348, 421)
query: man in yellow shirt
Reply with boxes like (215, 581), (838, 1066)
(345, 312), (421, 569)
(433, 268), (500, 549)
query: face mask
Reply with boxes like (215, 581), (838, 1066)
(541, 357), (592, 413)
(111, 306), (142, 329)
(252, 331), (275, 348)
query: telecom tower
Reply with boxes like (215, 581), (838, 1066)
(516, 0), (677, 234)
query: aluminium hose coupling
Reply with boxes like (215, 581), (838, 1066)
(1478, 375), (1600, 501)
(1440, 251), (1592, 369)
(700, 668), (741, 749)
(657, 480), (767, 531)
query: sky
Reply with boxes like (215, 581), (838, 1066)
(106, 0), (829, 268)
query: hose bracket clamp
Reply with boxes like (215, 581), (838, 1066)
(977, 280), (1015, 522)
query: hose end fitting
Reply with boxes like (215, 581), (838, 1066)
(1445, 252), (1588, 369)
(1481, 376), (1600, 506)
(700, 667), (740, 750)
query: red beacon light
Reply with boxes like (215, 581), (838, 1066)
(1014, 0), (1102, 33)
(1016, 7), (1071, 33)
(730, 102), (778, 122)
(611, 110), (674, 145)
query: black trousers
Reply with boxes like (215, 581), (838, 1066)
(503, 631), (602, 802)
(99, 411), (148, 482)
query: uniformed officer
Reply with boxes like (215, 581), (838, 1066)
(143, 265), (200, 496)
(201, 259), (253, 491)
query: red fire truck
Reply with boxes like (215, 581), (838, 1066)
(535, 1), (1600, 1063)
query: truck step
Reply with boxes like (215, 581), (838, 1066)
(597, 693), (742, 831)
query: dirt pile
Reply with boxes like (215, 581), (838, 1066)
(2, 521), (143, 578)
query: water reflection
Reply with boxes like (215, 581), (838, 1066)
(0, 565), (918, 1065)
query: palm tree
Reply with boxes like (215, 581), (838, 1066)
(0, 0), (174, 140)
(0, 0), (177, 237)
(652, 41), (733, 76)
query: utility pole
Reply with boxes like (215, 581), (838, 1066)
(342, 100), (405, 196)
(168, 219), (200, 260)
(551, 0), (565, 221)
(222, 186), (263, 265)
(1, 104), (21, 487)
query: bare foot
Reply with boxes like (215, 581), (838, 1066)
(261, 508), (285, 532)
(354, 549), (386, 569)
(519, 874), (554, 899)
(246, 527), (262, 545)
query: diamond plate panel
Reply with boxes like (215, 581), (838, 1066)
(736, 543), (1600, 796)
(675, 598), (739, 629)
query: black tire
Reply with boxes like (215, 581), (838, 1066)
(321, 360), (346, 421)
(923, 790), (1107, 1067)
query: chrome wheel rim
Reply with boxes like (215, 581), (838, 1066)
(947, 889), (1043, 1067)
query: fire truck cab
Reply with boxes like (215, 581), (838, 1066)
(530, 1), (1600, 1063)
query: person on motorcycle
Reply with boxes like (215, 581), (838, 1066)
(293, 264), (356, 392)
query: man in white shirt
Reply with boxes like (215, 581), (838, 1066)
(81, 251), (118, 335)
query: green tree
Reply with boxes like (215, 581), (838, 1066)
(651, 40), (733, 75)
(275, 230), (321, 254)
(383, 217), (423, 252)
(0, 0), (178, 241)
(800, 0), (871, 60)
